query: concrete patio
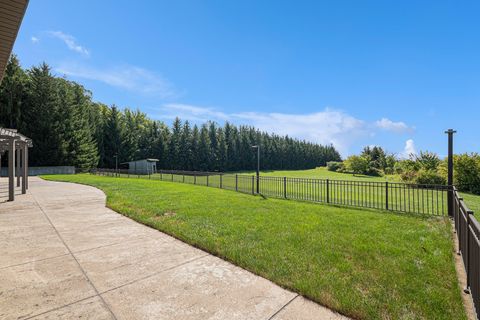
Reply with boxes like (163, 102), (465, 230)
(0, 177), (347, 320)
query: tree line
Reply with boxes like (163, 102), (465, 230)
(0, 56), (341, 171)
(328, 145), (480, 194)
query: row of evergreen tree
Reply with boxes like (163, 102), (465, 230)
(0, 56), (341, 171)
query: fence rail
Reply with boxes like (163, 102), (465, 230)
(93, 168), (450, 216)
(453, 187), (479, 318)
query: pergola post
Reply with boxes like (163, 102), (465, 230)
(16, 146), (21, 187)
(25, 144), (29, 190)
(8, 138), (15, 201)
(22, 143), (27, 194)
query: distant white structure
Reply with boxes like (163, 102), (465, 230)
(123, 159), (159, 175)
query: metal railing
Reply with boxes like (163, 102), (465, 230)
(453, 187), (479, 318)
(93, 168), (450, 216)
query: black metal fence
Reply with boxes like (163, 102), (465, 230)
(453, 187), (479, 317)
(93, 168), (450, 216)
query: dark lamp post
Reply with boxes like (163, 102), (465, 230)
(113, 154), (118, 176)
(252, 145), (260, 194)
(445, 129), (456, 217)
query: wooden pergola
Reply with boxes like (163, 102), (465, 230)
(0, 128), (32, 201)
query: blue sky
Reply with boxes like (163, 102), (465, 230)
(13, 0), (480, 157)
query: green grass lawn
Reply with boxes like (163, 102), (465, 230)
(238, 166), (394, 181)
(128, 169), (449, 215)
(43, 174), (466, 320)
(240, 167), (480, 214)
(459, 192), (480, 213)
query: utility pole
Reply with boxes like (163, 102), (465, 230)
(252, 145), (260, 194)
(445, 129), (456, 217)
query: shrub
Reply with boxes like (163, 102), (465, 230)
(415, 170), (446, 185)
(365, 167), (383, 177)
(394, 162), (404, 174)
(414, 151), (441, 171)
(395, 159), (420, 174)
(384, 155), (397, 175)
(400, 170), (417, 182)
(361, 146), (387, 170)
(344, 155), (369, 175)
(384, 167), (395, 175)
(454, 153), (480, 195)
(327, 161), (343, 172)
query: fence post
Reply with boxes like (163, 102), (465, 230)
(456, 195), (463, 236)
(455, 196), (462, 254)
(252, 175), (255, 194)
(207, 175), (209, 186)
(326, 179), (330, 203)
(385, 182), (389, 210)
(283, 176), (287, 199)
(183, 174), (185, 183)
(256, 173), (260, 194)
(220, 174), (223, 189)
(194, 173), (197, 184)
(465, 209), (474, 293)
(171, 173), (173, 181)
(160, 171), (163, 180)
(235, 174), (238, 191)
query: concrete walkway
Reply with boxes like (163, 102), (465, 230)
(0, 177), (347, 320)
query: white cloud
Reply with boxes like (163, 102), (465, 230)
(157, 105), (369, 155)
(156, 104), (418, 156)
(31, 36), (39, 44)
(375, 118), (413, 133)
(48, 31), (89, 56)
(55, 63), (176, 98)
(233, 109), (368, 155)
(400, 139), (417, 159)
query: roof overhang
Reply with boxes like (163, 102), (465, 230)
(0, 0), (29, 83)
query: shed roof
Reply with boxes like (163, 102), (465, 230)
(120, 158), (159, 165)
